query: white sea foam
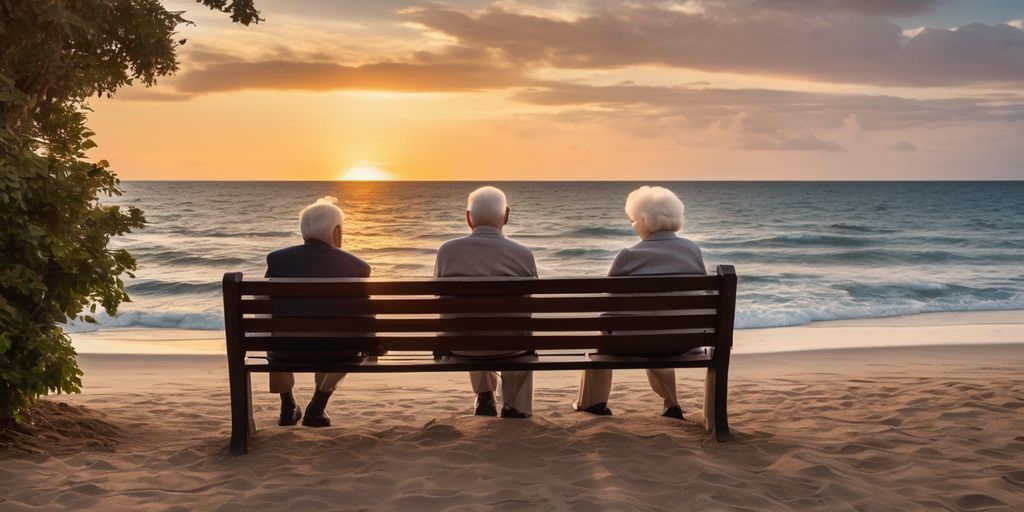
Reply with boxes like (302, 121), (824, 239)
(65, 311), (224, 333)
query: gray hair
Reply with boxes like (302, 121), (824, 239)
(624, 186), (684, 237)
(300, 196), (344, 244)
(467, 186), (508, 227)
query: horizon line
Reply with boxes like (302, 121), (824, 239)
(120, 179), (1024, 183)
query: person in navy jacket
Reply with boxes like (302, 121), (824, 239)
(265, 196), (370, 428)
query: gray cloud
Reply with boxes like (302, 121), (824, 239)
(515, 82), (1024, 130)
(513, 81), (1024, 150)
(742, 132), (846, 152)
(748, 0), (940, 17)
(405, 3), (1024, 86)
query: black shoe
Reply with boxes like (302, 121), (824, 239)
(662, 405), (684, 420)
(573, 401), (613, 416)
(278, 406), (302, 426)
(302, 390), (334, 428)
(474, 392), (498, 417)
(302, 408), (331, 428)
(500, 405), (529, 418)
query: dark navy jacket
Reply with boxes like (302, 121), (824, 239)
(266, 239), (371, 279)
(264, 239), (371, 360)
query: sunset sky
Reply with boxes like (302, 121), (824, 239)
(88, 0), (1024, 181)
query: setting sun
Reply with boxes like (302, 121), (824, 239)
(339, 164), (393, 181)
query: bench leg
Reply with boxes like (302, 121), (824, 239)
(229, 368), (252, 454)
(704, 351), (731, 441)
(247, 372), (257, 436)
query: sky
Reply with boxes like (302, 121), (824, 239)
(87, 0), (1024, 181)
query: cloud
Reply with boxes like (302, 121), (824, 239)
(749, 0), (940, 17)
(404, 3), (1024, 86)
(742, 132), (845, 152)
(173, 59), (527, 94)
(512, 81), (1024, 151)
(515, 82), (1024, 130)
(886, 141), (919, 151)
(726, 112), (845, 151)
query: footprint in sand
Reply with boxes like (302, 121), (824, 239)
(954, 493), (1006, 511)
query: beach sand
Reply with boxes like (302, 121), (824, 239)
(2, 313), (1023, 511)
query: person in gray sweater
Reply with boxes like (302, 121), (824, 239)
(434, 186), (538, 418)
(574, 186), (706, 420)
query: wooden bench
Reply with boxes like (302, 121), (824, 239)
(223, 265), (737, 454)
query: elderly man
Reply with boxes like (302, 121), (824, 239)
(574, 186), (706, 420)
(265, 196), (371, 428)
(434, 186), (538, 418)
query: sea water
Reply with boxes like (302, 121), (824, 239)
(66, 181), (1024, 334)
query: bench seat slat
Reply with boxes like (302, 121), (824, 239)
(243, 332), (716, 352)
(238, 294), (720, 315)
(239, 275), (722, 297)
(242, 314), (718, 333)
(242, 350), (716, 373)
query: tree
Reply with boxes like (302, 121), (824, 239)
(0, 0), (260, 425)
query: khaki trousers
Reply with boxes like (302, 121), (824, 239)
(470, 371), (533, 415)
(269, 372), (346, 394)
(577, 369), (679, 410)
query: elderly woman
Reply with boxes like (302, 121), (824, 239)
(573, 186), (706, 419)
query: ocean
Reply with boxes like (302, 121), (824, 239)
(66, 181), (1024, 334)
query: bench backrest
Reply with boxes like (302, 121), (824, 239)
(223, 265), (736, 356)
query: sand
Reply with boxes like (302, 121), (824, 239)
(2, 314), (1024, 511)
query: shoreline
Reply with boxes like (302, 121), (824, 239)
(69, 308), (1024, 356)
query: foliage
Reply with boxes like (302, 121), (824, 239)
(0, 0), (259, 425)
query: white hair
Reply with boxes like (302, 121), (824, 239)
(624, 186), (685, 238)
(467, 186), (508, 227)
(299, 196), (344, 244)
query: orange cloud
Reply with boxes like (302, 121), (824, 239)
(173, 59), (527, 94)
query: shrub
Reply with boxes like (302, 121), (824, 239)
(0, 0), (259, 425)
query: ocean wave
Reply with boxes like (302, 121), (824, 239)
(357, 247), (437, 255)
(149, 227), (297, 239)
(549, 248), (618, 258)
(133, 250), (252, 267)
(834, 282), (1014, 301)
(563, 227), (635, 237)
(711, 248), (1022, 266)
(735, 296), (1024, 329)
(737, 272), (818, 284)
(125, 280), (221, 296)
(413, 232), (465, 240)
(704, 232), (1007, 250)
(981, 239), (1024, 249)
(714, 233), (877, 249)
(828, 223), (898, 234)
(64, 310), (224, 333)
